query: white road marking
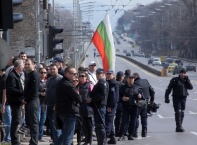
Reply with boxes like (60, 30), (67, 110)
(157, 114), (164, 118)
(157, 114), (174, 119)
(191, 132), (197, 136)
(188, 111), (197, 114)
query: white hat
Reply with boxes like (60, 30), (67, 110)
(89, 61), (96, 66)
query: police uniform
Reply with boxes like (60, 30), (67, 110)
(90, 68), (109, 145)
(165, 69), (193, 132)
(134, 77), (155, 137)
(118, 75), (145, 141)
(105, 72), (119, 144)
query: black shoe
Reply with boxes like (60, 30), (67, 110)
(176, 127), (185, 132)
(141, 133), (147, 137)
(128, 135), (134, 140)
(133, 133), (138, 138)
(107, 138), (116, 144)
(118, 136), (125, 141)
(83, 143), (91, 145)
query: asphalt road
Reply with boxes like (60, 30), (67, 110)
(83, 41), (197, 145)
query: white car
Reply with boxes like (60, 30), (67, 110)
(152, 58), (161, 66)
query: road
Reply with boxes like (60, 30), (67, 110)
(83, 41), (197, 145)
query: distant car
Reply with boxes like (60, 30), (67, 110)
(185, 64), (196, 72)
(138, 52), (145, 57)
(173, 59), (183, 66)
(162, 58), (174, 68)
(148, 58), (154, 65)
(173, 66), (185, 75)
(145, 53), (151, 58)
(168, 62), (178, 73)
(96, 52), (100, 57)
(123, 49), (127, 53)
(126, 52), (131, 57)
(152, 58), (161, 66)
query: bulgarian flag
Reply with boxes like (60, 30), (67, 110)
(91, 14), (115, 72)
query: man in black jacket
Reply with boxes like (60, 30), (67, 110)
(55, 66), (82, 145)
(6, 60), (24, 145)
(165, 69), (193, 132)
(87, 68), (109, 145)
(24, 59), (40, 145)
(132, 72), (155, 137)
(105, 70), (119, 144)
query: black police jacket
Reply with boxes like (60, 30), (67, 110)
(107, 79), (119, 109)
(120, 84), (144, 106)
(134, 78), (155, 101)
(56, 76), (82, 116)
(90, 79), (109, 106)
(165, 76), (193, 99)
(6, 69), (24, 106)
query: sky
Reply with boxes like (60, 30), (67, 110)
(51, 0), (161, 30)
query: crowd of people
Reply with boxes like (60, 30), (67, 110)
(0, 51), (193, 145)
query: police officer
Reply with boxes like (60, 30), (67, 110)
(105, 70), (119, 144)
(165, 69), (193, 132)
(86, 68), (109, 145)
(133, 72), (155, 137)
(114, 71), (124, 137)
(118, 74), (144, 141)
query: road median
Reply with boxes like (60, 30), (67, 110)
(116, 54), (162, 76)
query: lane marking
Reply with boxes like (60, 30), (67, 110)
(157, 114), (174, 119)
(191, 132), (197, 136)
(188, 111), (197, 115)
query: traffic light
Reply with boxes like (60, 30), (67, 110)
(48, 26), (64, 58)
(0, 0), (23, 30)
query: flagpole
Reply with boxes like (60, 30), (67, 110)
(77, 41), (92, 68)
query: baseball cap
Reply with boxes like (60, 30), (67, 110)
(52, 57), (64, 63)
(107, 70), (114, 74)
(117, 71), (124, 76)
(96, 68), (104, 74)
(89, 61), (96, 66)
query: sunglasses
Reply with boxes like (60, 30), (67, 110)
(69, 72), (77, 76)
(73, 80), (79, 82)
(90, 64), (96, 67)
(79, 75), (86, 78)
(40, 72), (47, 74)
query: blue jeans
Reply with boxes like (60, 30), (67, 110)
(0, 104), (11, 141)
(47, 105), (61, 143)
(55, 115), (77, 145)
(38, 103), (47, 140)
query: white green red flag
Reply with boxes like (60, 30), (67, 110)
(91, 14), (115, 73)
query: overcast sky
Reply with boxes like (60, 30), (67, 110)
(50, 0), (161, 30)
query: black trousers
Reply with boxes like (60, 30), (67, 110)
(10, 105), (22, 145)
(25, 98), (40, 145)
(82, 116), (93, 144)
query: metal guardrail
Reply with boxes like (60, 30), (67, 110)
(116, 54), (162, 76)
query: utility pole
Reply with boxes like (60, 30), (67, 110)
(36, 0), (41, 63)
(43, 0), (48, 63)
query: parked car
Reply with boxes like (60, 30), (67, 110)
(126, 52), (131, 57)
(168, 62), (178, 73)
(185, 64), (196, 72)
(152, 58), (161, 66)
(173, 66), (185, 75)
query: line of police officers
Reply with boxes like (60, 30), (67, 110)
(83, 67), (193, 145)
(86, 68), (155, 145)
